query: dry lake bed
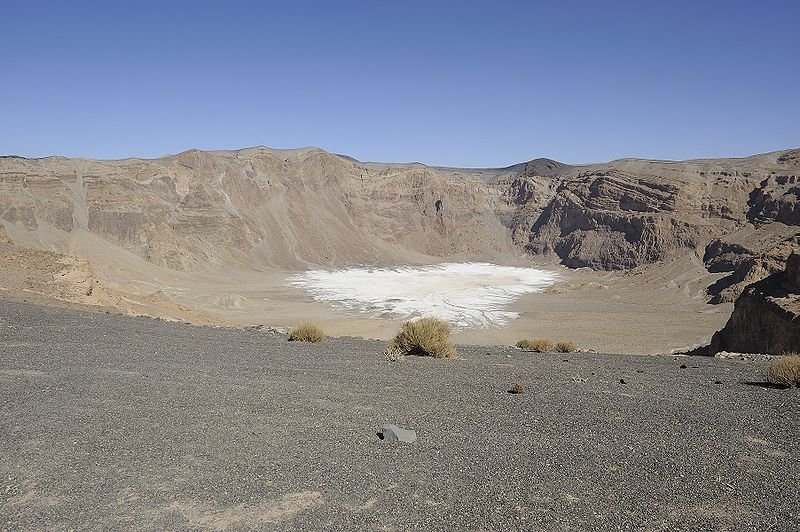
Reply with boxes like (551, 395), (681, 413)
(1, 300), (798, 530)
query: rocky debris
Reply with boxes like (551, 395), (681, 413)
(4, 299), (799, 530)
(713, 351), (776, 361)
(244, 324), (290, 335)
(710, 253), (800, 355)
(378, 424), (416, 443)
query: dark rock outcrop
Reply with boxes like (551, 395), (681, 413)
(705, 227), (800, 304)
(710, 252), (800, 355)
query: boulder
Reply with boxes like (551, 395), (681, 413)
(379, 424), (417, 443)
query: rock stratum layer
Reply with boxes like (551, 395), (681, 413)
(710, 253), (800, 355)
(0, 147), (798, 279)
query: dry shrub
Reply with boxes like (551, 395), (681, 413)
(555, 341), (576, 353)
(288, 323), (325, 343)
(508, 383), (525, 394)
(516, 339), (554, 352)
(384, 345), (404, 362)
(388, 317), (455, 358)
(768, 354), (800, 387)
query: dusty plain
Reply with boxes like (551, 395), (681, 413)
(0, 236), (731, 355)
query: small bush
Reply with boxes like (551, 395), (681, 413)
(388, 317), (455, 358)
(516, 339), (554, 352)
(508, 383), (525, 394)
(768, 354), (800, 387)
(555, 341), (576, 353)
(288, 323), (325, 343)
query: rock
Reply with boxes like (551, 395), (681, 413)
(680, 364), (687, 369)
(379, 424), (416, 443)
(787, 253), (800, 289)
(0, 224), (10, 244)
(619, 379), (627, 384)
(710, 252), (800, 355)
(508, 383), (525, 394)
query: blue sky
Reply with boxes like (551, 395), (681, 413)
(1, 1), (798, 166)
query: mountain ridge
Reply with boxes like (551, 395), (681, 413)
(1, 145), (797, 280)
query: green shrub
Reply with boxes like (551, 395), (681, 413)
(288, 323), (325, 343)
(388, 317), (455, 358)
(768, 354), (800, 387)
(516, 339), (554, 352)
(555, 341), (576, 353)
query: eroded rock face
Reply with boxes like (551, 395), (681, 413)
(0, 147), (798, 275)
(0, 149), (514, 271)
(704, 225), (800, 303)
(748, 174), (800, 225)
(525, 171), (711, 269)
(710, 253), (800, 355)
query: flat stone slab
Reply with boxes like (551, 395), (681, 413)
(379, 424), (417, 443)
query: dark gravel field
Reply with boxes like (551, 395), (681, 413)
(1, 300), (798, 531)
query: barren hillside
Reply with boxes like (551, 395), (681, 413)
(2, 147), (797, 273)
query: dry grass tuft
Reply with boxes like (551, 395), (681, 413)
(508, 383), (525, 394)
(288, 323), (325, 343)
(516, 339), (554, 352)
(768, 354), (800, 387)
(384, 345), (405, 362)
(388, 317), (455, 358)
(555, 341), (577, 353)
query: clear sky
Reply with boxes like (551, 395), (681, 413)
(1, 0), (798, 166)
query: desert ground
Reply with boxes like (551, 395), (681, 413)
(0, 234), (732, 355)
(1, 300), (798, 530)
(1, 146), (797, 530)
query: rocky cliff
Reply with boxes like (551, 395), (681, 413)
(0, 147), (798, 277)
(710, 253), (800, 355)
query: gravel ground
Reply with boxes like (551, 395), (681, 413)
(1, 300), (798, 531)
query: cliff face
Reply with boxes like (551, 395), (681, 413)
(0, 147), (798, 275)
(522, 156), (798, 270)
(526, 170), (713, 269)
(704, 225), (800, 303)
(0, 148), (513, 271)
(710, 253), (800, 355)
